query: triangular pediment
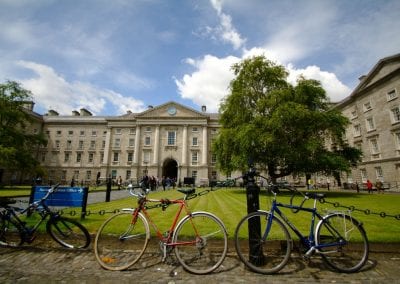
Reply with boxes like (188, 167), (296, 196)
(353, 53), (400, 95)
(136, 101), (207, 118)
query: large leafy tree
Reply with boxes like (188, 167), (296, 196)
(0, 81), (47, 180)
(213, 56), (361, 181)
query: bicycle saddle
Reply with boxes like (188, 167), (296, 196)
(177, 188), (195, 195)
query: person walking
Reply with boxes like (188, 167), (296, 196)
(366, 179), (373, 194)
(376, 179), (384, 194)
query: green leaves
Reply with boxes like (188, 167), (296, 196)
(0, 80), (47, 176)
(213, 55), (361, 179)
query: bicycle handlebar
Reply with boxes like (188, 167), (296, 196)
(127, 184), (149, 198)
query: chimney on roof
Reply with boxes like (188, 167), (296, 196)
(80, 108), (92, 116)
(201, 105), (206, 112)
(358, 75), (367, 81)
(72, 110), (80, 116)
(47, 109), (59, 116)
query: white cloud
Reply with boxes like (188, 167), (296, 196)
(17, 61), (146, 115)
(176, 50), (351, 111)
(287, 64), (351, 102)
(206, 0), (245, 50)
(175, 54), (239, 112)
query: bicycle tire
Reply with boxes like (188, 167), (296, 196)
(47, 217), (90, 249)
(94, 210), (150, 271)
(234, 211), (292, 274)
(0, 214), (23, 247)
(173, 211), (228, 274)
(315, 213), (369, 273)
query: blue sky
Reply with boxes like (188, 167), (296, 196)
(0, 0), (399, 115)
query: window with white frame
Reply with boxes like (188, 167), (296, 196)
(114, 138), (121, 148)
(126, 170), (131, 180)
(369, 138), (379, 154)
(90, 140), (96, 149)
(353, 124), (361, 137)
(360, 169), (367, 181)
(363, 101), (372, 112)
(191, 151), (198, 165)
(375, 167), (383, 180)
(145, 136), (151, 146)
(129, 128), (136, 135)
(387, 89), (397, 101)
(127, 152), (133, 162)
(64, 153), (70, 162)
(79, 140), (84, 150)
(143, 151), (151, 163)
(391, 106), (400, 123)
(115, 128), (122, 135)
(86, 170), (91, 180)
(167, 131), (176, 145)
(366, 117), (375, 131)
(66, 140), (72, 150)
(88, 153), (94, 163)
(191, 170), (198, 179)
(76, 153), (82, 163)
(80, 130), (85, 136)
(192, 137), (198, 146)
(351, 109), (358, 119)
(91, 130), (97, 136)
(113, 152), (119, 162)
(192, 127), (198, 132)
(129, 138), (135, 147)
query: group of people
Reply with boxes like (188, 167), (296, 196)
(366, 179), (385, 194)
(139, 175), (177, 191)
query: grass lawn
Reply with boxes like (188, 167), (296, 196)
(78, 187), (400, 243)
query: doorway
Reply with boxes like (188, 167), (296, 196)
(162, 158), (178, 179)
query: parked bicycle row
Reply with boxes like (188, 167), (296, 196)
(0, 171), (370, 275)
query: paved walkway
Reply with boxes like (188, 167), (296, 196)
(0, 241), (399, 284)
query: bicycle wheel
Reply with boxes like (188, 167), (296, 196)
(47, 217), (90, 249)
(94, 210), (150, 271)
(234, 211), (291, 274)
(0, 214), (23, 247)
(316, 213), (369, 273)
(173, 211), (228, 274)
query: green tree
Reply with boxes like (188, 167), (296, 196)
(213, 56), (361, 181)
(0, 80), (47, 181)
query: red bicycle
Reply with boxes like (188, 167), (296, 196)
(94, 185), (228, 274)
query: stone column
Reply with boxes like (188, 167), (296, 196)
(202, 126), (208, 165)
(182, 125), (188, 166)
(153, 125), (160, 165)
(133, 126), (141, 164)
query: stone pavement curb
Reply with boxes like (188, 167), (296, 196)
(1, 241), (400, 284)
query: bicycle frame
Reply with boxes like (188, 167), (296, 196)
(4, 198), (55, 238)
(265, 194), (346, 254)
(131, 196), (199, 247)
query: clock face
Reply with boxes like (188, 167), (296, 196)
(167, 106), (177, 116)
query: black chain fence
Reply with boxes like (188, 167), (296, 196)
(11, 186), (400, 220)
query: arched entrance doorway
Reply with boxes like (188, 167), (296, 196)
(162, 158), (178, 180)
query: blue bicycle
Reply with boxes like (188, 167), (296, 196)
(234, 181), (369, 274)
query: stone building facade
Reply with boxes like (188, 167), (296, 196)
(336, 53), (400, 189)
(2, 54), (400, 189)
(37, 102), (224, 186)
